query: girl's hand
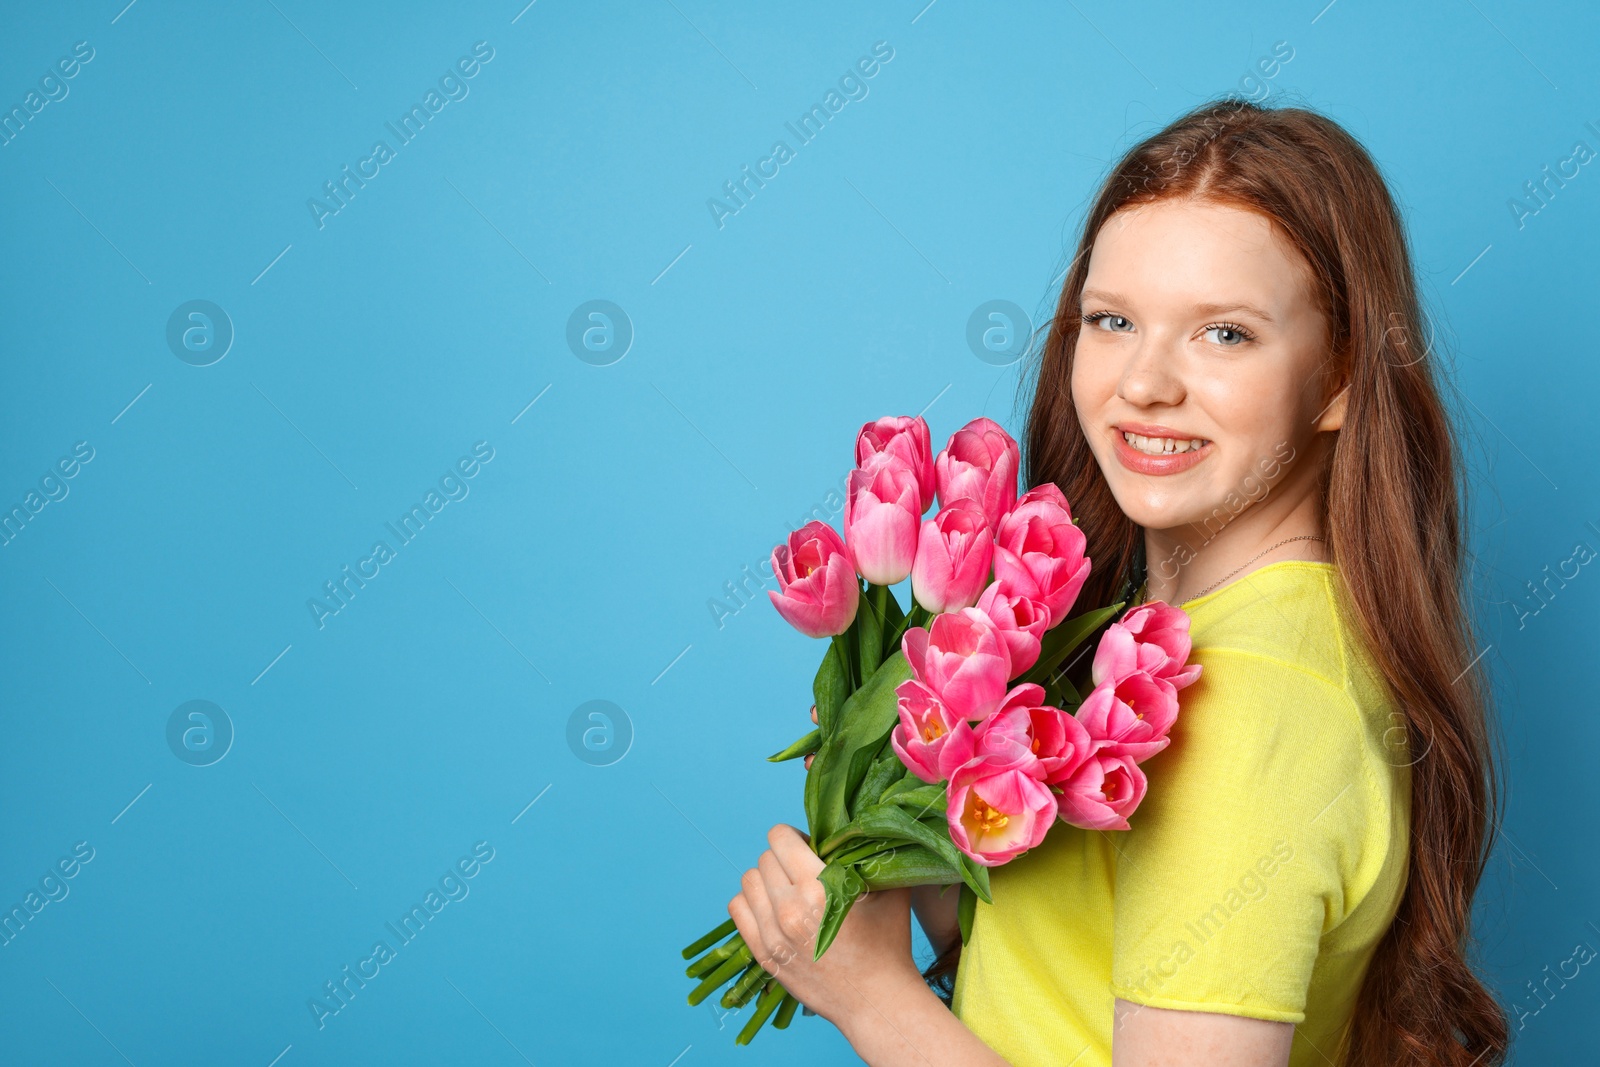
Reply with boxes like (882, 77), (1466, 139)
(804, 703), (818, 768)
(727, 822), (924, 1030)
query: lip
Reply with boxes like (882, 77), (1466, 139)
(1110, 423), (1214, 476)
(1115, 421), (1205, 439)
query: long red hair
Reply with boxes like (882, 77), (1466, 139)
(927, 98), (1508, 1065)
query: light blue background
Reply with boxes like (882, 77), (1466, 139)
(1, 1), (1595, 1063)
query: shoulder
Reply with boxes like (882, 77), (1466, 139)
(1182, 561), (1401, 751)
(1109, 563), (1410, 1017)
(1184, 561), (1346, 687)
(1126, 560), (1407, 918)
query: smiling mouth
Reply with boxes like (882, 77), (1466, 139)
(1120, 430), (1210, 456)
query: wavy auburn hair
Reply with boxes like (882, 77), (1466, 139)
(925, 98), (1507, 1065)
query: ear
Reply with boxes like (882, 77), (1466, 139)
(1314, 379), (1349, 433)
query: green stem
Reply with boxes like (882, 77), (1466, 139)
(830, 631), (857, 691)
(681, 917), (737, 959)
(721, 960), (770, 1009)
(866, 582), (890, 675)
(735, 979), (789, 1045)
(687, 943), (753, 1006)
(889, 597), (927, 650)
(772, 992), (801, 1029)
(685, 932), (746, 978)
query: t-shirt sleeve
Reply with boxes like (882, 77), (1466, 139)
(1108, 649), (1374, 1023)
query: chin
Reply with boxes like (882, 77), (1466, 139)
(1096, 472), (1203, 532)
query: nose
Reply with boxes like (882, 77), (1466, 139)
(1116, 334), (1185, 409)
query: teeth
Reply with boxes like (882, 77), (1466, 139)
(1122, 431), (1207, 456)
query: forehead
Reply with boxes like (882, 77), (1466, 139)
(1083, 199), (1313, 315)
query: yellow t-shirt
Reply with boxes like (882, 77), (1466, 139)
(950, 560), (1411, 1066)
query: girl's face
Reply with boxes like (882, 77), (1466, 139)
(1070, 197), (1344, 538)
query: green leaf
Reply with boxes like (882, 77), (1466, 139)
(884, 783), (947, 819)
(854, 843), (963, 890)
(814, 863), (866, 961)
(804, 639), (853, 835)
(827, 838), (899, 868)
(853, 751), (907, 815)
(957, 852), (993, 905)
(1020, 601), (1125, 689)
(807, 651), (914, 844)
(1045, 672), (1083, 709)
(958, 882), (977, 944)
(875, 774), (921, 804)
(768, 728), (820, 763)
(842, 743), (882, 816)
(822, 803), (962, 870)
(813, 638), (850, 736)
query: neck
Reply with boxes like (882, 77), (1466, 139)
(1139, 450), (1332, 605)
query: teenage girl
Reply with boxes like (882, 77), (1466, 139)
(727, 98), (1507, 1067)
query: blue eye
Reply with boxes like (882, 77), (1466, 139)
(1203, 323), (1252, 346)
(1083, 312), (1133, 332)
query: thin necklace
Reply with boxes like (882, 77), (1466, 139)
(1187, 534), (1327, 601)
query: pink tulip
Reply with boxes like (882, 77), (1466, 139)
(947, 761), (1057, 866)
(992, 484), (1091, 622)
(901, 608), (1012, 723)
(844, 451), (923, 586)
(939, 685), (1096, 788)
(1054, 750), (1148, 831)
(935, 418), (1019, 529)
(1075, 673), (1178, 762)
(974, 581), (1051, 677)
(910, 499), (994, 614)
(889, 679), (961, 784)
(931, 683), (1042, 780)
(856, 416), (935, 514)
(767, 522), (860, 638)
(1093, 602), (1202, 690)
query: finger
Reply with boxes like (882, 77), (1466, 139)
(755, 851), (821, 970)
(767, 824), (824, 884)
(810, 704), (818, 724)
(738, 863), (779, 950)
(803, 754), (813, 769)
(727, 890), (768, 964)
(757, 849), (796, 905)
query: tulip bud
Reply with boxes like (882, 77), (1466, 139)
(767, 522), (860, 638)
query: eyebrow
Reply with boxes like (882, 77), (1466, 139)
(1079, 289), (1277, 325)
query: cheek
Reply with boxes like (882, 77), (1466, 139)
(1070, 343), (1116, 423)
(1191, 367), (1286, 448)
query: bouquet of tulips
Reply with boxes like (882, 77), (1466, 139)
(680, 415), (1202, 1044)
